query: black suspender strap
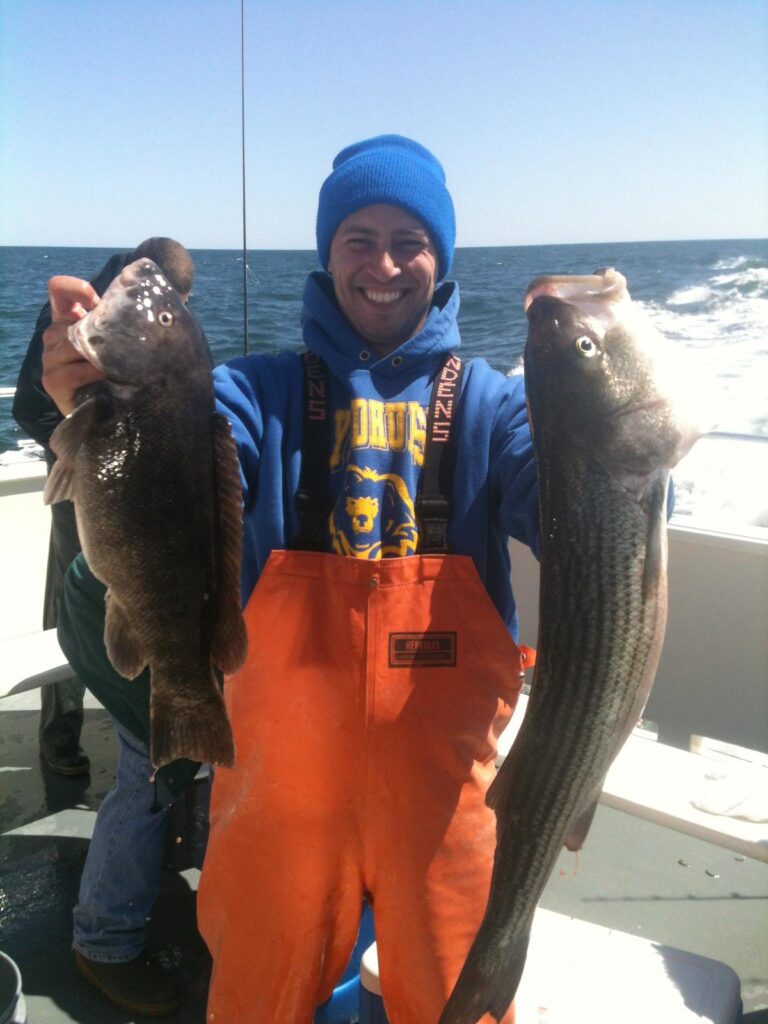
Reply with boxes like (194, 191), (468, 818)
(294, 351), (333, 551)
(416, 353), (464, 554)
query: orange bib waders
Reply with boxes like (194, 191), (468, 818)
(197, 354), (528, 1023)
(198, 551), (525, 1023)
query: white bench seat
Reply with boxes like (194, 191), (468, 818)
(497, 693), (768, 863)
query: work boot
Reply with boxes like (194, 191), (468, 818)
(75, 950), (180, 1018)
(41, 747), (91, 776)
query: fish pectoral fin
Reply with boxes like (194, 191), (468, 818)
(564, 792), (601, 851)
(104, 591), (146, 679)
(211, 412), (248, 673)
(50, 396), (99, 459)
(642, 475), (669, 602)
(43, 398), (101, 504)
(43, 459), (76, 505)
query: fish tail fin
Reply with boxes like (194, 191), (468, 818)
(438, 927), (529, 1024)
(150, 675), (234, 770)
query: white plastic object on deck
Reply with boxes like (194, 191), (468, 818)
(0, 628), (72, 698)
(358, 909), (742, 1024)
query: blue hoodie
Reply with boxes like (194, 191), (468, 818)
(213, 272), (539, 637)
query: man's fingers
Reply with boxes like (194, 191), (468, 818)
(48, 276), (99, 323)
(42, 317), (82, 363)
(41, 327), (103, 416)
(42, 276), (103, 416)
(44, 359), (104, 394)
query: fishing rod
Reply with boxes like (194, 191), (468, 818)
(240, 0), (249, 355)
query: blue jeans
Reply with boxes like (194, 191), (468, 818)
(73, 720), (175, 962)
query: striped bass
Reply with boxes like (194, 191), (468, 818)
(439, 268), (709, 1024)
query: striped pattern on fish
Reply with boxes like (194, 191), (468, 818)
(439, 268), (706, 1024)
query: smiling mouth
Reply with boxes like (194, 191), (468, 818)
(362, 288), (405, 305)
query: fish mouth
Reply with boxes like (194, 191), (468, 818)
(67, 318), (104, 370)
(605, 396), (669, 422)
(524, 269), (633, 333)
(523, 268), (627, 313)
(67, 318), (131, 387)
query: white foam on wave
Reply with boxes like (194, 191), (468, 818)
(636, 296), (767, 438)
(640, 292), (768, 343)
(638, 301), (721, 345)
(666, 285), (712, 306)
(712, 255), (748, 271)
(710, 266), (768, 289)
(672, 435), (768, 531)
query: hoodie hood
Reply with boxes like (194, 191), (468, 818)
(301, 271), (461, 387)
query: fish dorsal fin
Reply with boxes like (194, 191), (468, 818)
(210, 412), (248, 673)
(642, 475), (669, 602)
(43, 397), (101, 504)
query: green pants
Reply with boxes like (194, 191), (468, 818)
(58, 553), (201, 795)
(40, 482), (85, 759)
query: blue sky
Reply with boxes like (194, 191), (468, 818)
(1, 0), (766, 249)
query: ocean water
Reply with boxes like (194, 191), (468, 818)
(1, 240), (766, 528)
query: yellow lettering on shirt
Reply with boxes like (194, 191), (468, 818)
(352, 399), (369, 448)
(386, 403), (406, 451)
(329, 400), (425, 467)
(330, 410), (351, 471)
(368, 401), (387, 450)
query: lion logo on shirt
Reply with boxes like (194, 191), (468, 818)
(330, 465), (418, 559)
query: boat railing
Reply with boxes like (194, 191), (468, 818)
(509, 518), (768, 760)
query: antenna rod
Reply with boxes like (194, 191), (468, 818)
(240, 0), (249, 355)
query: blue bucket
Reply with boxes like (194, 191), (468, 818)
(0, 952), (26, 1024)
(314, 904), (376, 1024)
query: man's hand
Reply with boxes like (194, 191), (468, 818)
(42, 276), (104, 416)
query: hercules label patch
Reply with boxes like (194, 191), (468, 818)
(389, 632), (457, 668)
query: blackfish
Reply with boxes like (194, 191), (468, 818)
(45, 258), (247, 769)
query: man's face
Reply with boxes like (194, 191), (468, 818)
(328, 204), (438, 356)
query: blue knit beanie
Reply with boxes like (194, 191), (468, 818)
(316, 135), (456, 281)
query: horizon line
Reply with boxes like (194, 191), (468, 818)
(1, 236), (766, 253)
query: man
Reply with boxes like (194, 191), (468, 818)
(43, 136), (539, 1023)
(13, 237), (196, 776)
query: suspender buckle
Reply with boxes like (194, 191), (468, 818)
(416, 496), (451, 554)
(294, 490), (328, 551)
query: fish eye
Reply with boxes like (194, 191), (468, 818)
(158, 311), (174, 328)
(574, 335), (598, 358)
